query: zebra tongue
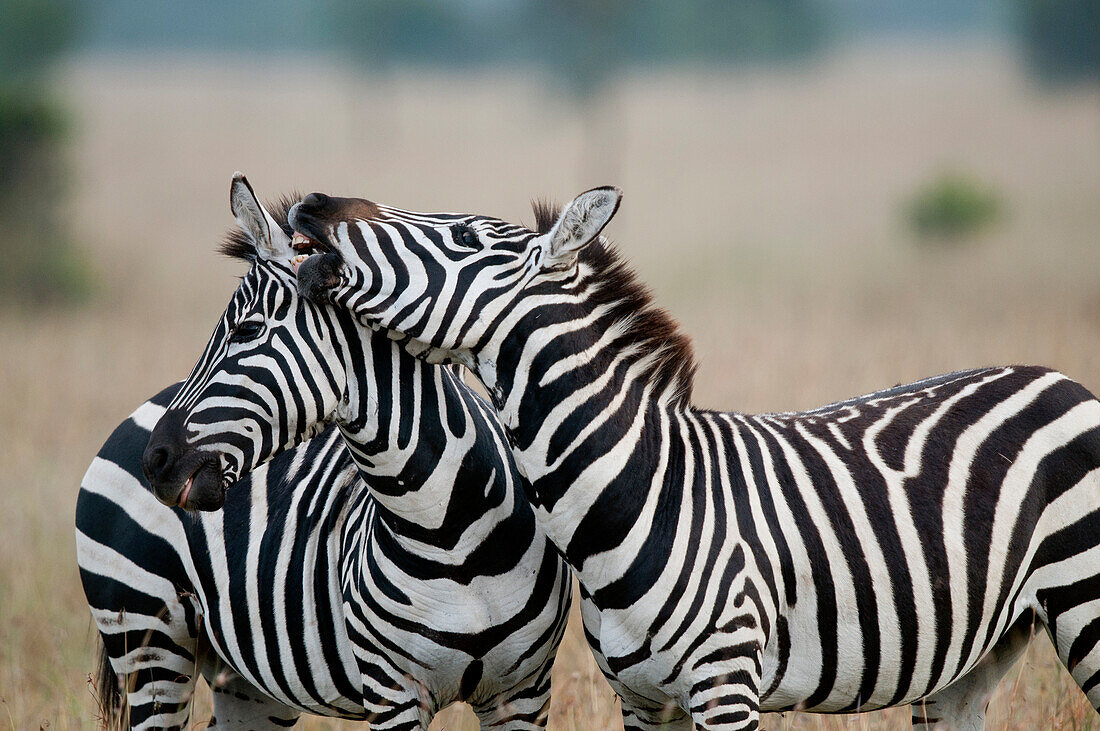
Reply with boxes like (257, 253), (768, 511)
(177, 474), (194, 509)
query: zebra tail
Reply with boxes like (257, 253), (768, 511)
(94, 638), (126, 729)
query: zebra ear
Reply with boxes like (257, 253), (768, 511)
(541, 186), (622, 262)
(230, 172), (294, 260)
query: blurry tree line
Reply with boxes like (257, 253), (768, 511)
(0, 0), (88, 305)
(1015, 0), (1099, 82)
(330, 0), (830, 95)
(81, 0), (1099, 86)
(328, 0), (833, 180)
(324, 0), (1096, 87)
(0, 0), (1095, 305)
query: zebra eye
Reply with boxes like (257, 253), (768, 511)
(453, 224), (479, 248)
(230, 321), (265, 343)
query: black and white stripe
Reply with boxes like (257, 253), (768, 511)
(77, 180), (570, 730)
(290, 187), (1100, 730)
(79, 387), (361, 727)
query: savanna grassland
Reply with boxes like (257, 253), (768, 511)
(1, 43), (1098, 729)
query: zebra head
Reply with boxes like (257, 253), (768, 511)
(289, 187), (622, 371)
(142, 174), (350, 511)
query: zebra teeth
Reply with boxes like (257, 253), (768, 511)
(291, 254), (310, 274)
(291, 232), (320, 251)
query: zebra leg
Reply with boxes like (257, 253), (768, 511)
(620, 699), (693, 731)
(911, 615), (1034, 730)
(205, 665), (301, 729)
(92, 605), (202, 729)
(686, 674), (761, 730)
(473, 661), (554, 729)
(356, 684), (433, 731)
(112, 656), (197, 730)
(123, 669), (196, 730)
(1045, 595), (1100, 710)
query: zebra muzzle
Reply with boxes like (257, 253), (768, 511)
(144, 409), (228, 511)
(166, 455), (226, 512)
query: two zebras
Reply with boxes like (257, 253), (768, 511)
(79, 176), (1100, 729)
(76, 178), (569, 729)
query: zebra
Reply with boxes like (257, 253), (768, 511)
(76, 174), (571, 730)
(288, 186), (1100, 730)
(79, 388), (364, 728)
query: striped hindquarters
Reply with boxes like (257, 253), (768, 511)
(76, 384), (368, 725)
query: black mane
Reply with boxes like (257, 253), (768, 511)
(531, 199), (559, 235)
(530, 199), (698, 406)
(218, 193), (302, 263)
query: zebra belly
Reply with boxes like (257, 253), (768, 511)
(749, 368), (1100, 711)
(762, 595), (1040, 713)
(753, 508), (1031, 713)
(755, 457), (1082, 711)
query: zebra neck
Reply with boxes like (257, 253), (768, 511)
(335, 351), (523, 552)
(475, 260), (695, 443)
(474, 313), (689, 570)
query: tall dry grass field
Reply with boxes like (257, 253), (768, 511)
(1, 44), (1098, 728)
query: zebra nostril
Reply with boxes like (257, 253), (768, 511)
(142, 444), (175, 483)
(148, 446), (168, 472)
(302, 192), (329, 210)
(142, 407), (188, 490)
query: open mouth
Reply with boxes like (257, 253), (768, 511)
(287, 208), (349, 302)
(291, 231), (323, 252)
(289, 212), (331, 274)
(288, 201), (333, 253)
(290, 231), (324, 270)
(290, 231), (324, 274)
(178, 473), (194, 508)
(173, 455), (226, 511)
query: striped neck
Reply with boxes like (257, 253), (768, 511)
(333, 324), (524, 552)
(470, 267), (694, 570)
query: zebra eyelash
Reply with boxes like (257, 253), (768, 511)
(229, 319), (266, 343)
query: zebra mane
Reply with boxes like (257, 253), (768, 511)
(531, 199), (559, 235)
(218, 193), (302, 263)
(531, 199), (698, 406)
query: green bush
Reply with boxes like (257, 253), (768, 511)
(0, 0), (91, 306)
(0, 85), (93, 306)
(1016, 0), (1100, 83)
(905, 172), (1003, 243)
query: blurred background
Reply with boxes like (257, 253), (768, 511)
(0, 0), (1097, 727)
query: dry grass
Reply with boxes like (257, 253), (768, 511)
(1, 42), (1098, 728)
